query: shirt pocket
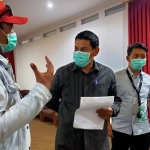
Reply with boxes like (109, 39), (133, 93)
(95, 83), (109, 96)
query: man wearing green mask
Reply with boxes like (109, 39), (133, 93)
(109, 42), (150, 150)
(46, 30), (122, 150)
(0, 2), (54, 149)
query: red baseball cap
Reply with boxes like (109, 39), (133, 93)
(0, 2), (28, 24)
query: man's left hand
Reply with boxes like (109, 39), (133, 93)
(96, 107), (113, 120)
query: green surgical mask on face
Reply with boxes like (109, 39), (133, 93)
(130, 59), (146, 70)
(73, 51), (92, 67)
(0, 30), (17, 53)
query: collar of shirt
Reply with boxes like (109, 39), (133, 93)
(72, 61), (99, 73)
(0, 54), (9, 65)
(127, 67), (143, 78)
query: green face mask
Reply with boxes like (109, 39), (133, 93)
(73, 51), (91, 67)
(130, 59), (146, 70)
(0, 30), (17, 53)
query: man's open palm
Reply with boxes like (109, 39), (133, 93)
(30, 56), (54, 90)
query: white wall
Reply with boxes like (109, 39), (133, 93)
(14, 2), (128, 89)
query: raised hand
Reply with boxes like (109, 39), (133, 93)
(30, 56), (54, 90)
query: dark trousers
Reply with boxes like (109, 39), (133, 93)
(111, 130), (150, 150)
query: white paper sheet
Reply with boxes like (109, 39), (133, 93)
(73, 96), (114, 130)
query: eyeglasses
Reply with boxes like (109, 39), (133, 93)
(0, 5), (13, 18)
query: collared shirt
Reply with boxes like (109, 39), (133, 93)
(46, 61), (122, 150)
(112, 68), (150, 136)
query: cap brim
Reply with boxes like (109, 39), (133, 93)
(0, 15), (28, 24)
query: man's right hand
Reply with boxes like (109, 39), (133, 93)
(30, 56), (54, 90)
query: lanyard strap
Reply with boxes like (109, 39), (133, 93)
(126, 69), (143, 106)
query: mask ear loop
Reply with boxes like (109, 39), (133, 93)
(89, 50), (94, 61)
(0, 29), (7, 36)
(0, 29), (7, 46)
(0, 29), (15, 46)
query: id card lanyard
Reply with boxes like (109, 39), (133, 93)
(126, 69), (146, 121)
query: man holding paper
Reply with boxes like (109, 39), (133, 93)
(46, 30), (122, 150)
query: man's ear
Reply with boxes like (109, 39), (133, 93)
(0, 23), (3, 30)
(93, 47), (100, 56)
(126, 56), (130, 62)
(89, 47), (99, 60)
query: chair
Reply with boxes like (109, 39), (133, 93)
(19, 90), (30, 98)
(40, 106), (58, 127)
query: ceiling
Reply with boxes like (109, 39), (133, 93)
(4, 0), (122, 39)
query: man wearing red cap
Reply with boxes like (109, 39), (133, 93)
(0, 2), (54, 149)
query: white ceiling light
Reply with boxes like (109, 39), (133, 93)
(47, 2), (53, 8)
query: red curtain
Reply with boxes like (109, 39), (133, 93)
(3, 51), (16, 77)
(128, 0), (150, 121)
